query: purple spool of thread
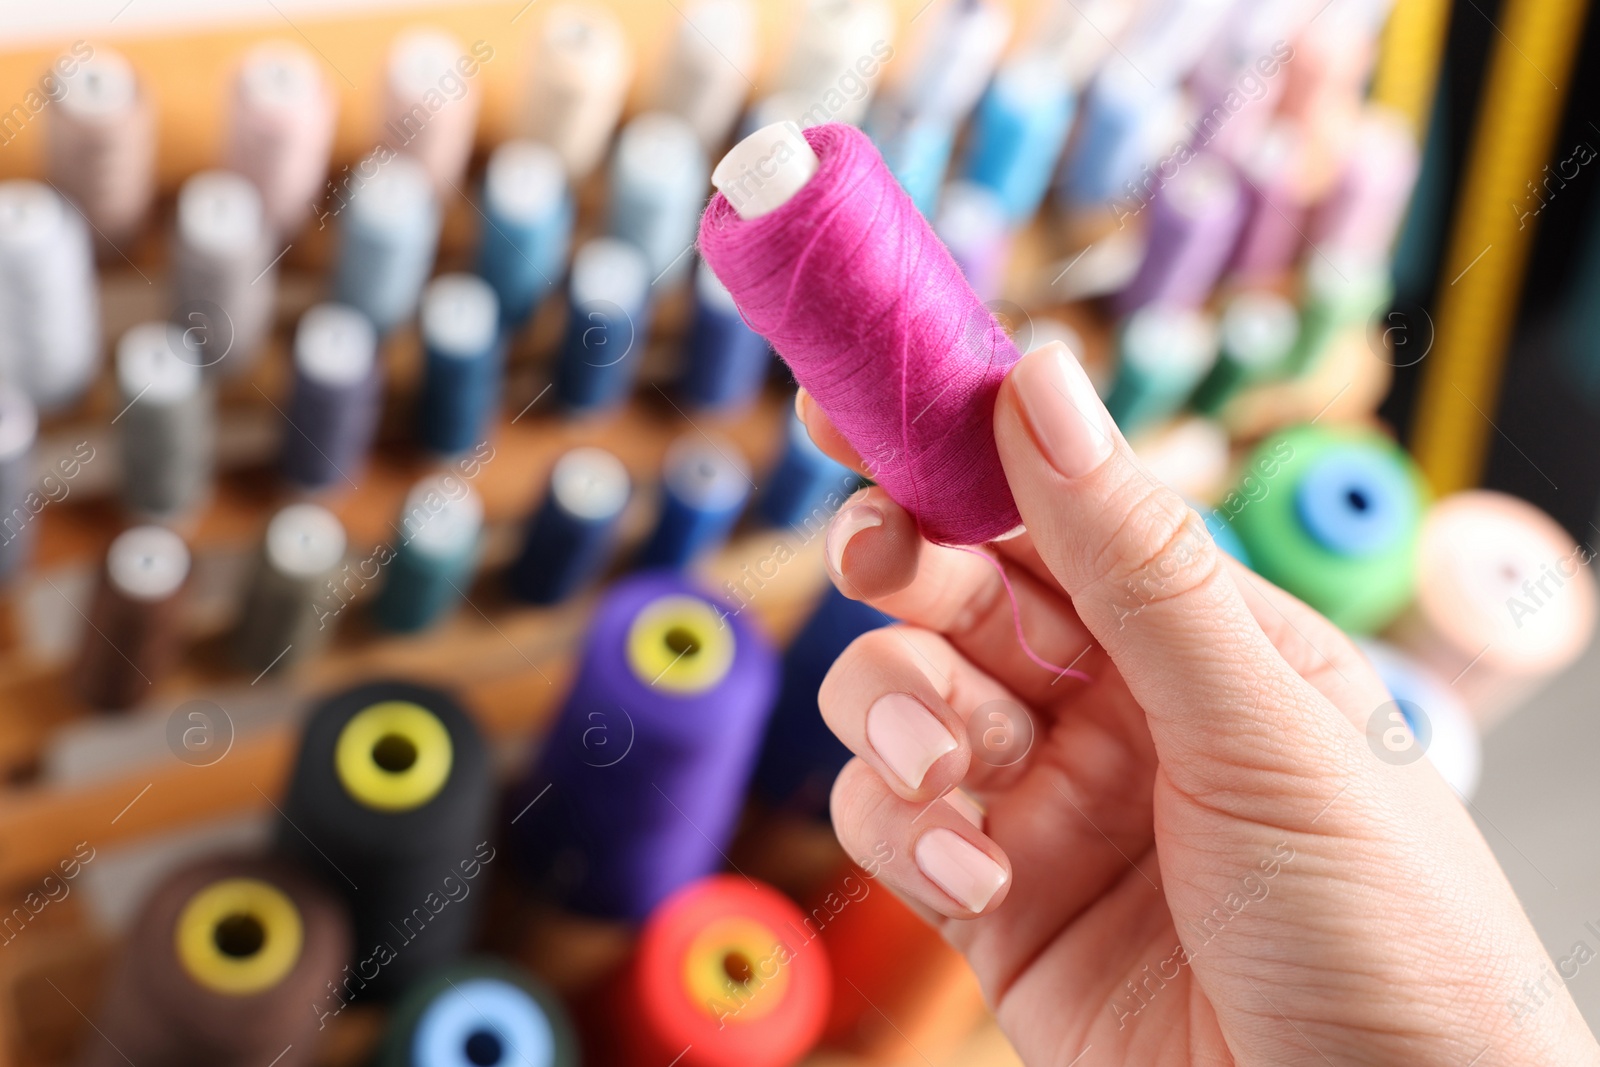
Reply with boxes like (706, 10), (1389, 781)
(1227, 124), (1309, 281)
(1116, 152), (1244, 315)
(509, 571), (777, 920)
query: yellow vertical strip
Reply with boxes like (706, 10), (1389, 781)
(1371, 0), (1454, 135)
(1410, 0), (1589, 494)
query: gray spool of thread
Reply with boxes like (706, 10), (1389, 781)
(171, 170), (277, 377)
(0, 384), (39, 584)
(0, 181), (101, 413)
(235, 502), (348, 674)
(116, 322), (216, 518)
(280, 303), (382, 491)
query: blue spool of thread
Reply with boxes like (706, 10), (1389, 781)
(476, 139), (573, 326)
(758, 408), (857, 530)
(637, 433), (751, 569)
(417, 273), (503, 456)
(754, 585), (888, 816)
(869, 105), (956, 217)
(555, 237), (651, 413)
(371, 474), (484, 632)
(964, 51), (1076, 222)
(1058, 63), (1172, 207)
(508, 571), (778, 919)
(280, 303), (382, 490)
(678, 262), (771, 413)
(334, 154), (440, 334)
(607, 111), (708, 286)
(508, 445), (631, 605)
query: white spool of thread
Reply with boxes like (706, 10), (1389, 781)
(0, 181), (101, 412)
(383, 28), (482, 195)
(655, 0), (756, 149)
(521, 4), (633, 179)
(776, 0), (896, 125)
(226, 42), (338, 236)
(171, 171), (277, 378)
(47, 47), (156, 248)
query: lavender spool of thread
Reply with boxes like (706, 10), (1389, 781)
(171, 170), (277, 377)
(235, 503), (348, 674)
(116, 322), (216, 518)
(1311, 106), (1420, 264)
(1115, 153), (1245, 315)
(334, 154), (441, 335)
(281, 304), (382, 491)
(46, 47), (156, 249)
(510, 571), (778, 919)
(934, 180), (1010, 301)
(0, 384), (39, 584)
(76, 525), (190, 710)
(0, 180), (101, 413)
(1227, 123), (1311, 282)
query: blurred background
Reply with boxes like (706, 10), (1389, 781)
(0, 0), (1598, 1063)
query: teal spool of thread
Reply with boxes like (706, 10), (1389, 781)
(1191, 290), (1299, 415)
(1105, 305), (1219, 436)
(1287, 254), (1391, 375)
(371, 475), (484, 632)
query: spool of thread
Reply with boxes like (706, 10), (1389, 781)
(656, 0), (755, 150)
(275, 679), (493, 999)
(608, 111), (708, 285)
(638, 433), (752, 569)
(1287, 253), (1392, 375)
(0, 384), (38, 584)
(520, 3), (632, 179)
(754, 586), (886, 816)
(893, 0), (1010, 127)
(1118, 0), (1239, 83)
(82, 854), (350, 1067)
(1115, 153), (1245, 314)
(383, 29), (482, 195)
(280, 303), (383, 490)
(621, 875), (831, 1067)
(1311, 107), (1420, 265)
(1185, 2), (1297, 161)
(226, 42), (338, 236)
(335, 153), (441, 334)
(679, 262), (772, 413)
(417, 273), (503, 455)
(963, 49), (1076, 223)
(1357, 639), (1482, 799)
(1031, 0), (1135, 89)
(1104, 306), (1219, 435)
(1386, 491), (1597, 729)
(774, 0), (895, 127)
(74, 525), (190, 710)
(511, 573), (777, 917)
(1190, 291), (1299, 415)
(372, 475), (484, 633)
(46, 47), (155, 248)
(507, 446), (630, 605)
(475, 139), (572, 325)
(171, 170), (277, 376)
(867, 106), (956, 218)
(555, 237), (651, 413)
(700, 121), (1023, 546)
(0, 180), (100, 412)
(1056, 64), (1175, 207)
(116, 322), (215, 517)
(235, 503), (347, 673)
(932, 180), (1010, 300)
(1226, 424), (1425, 634)
(1225, 123), (1312, 282)
(376, 958), (579, 1067)
(758, 409), (855, 530)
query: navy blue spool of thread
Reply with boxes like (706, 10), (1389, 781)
(758, 408), (856, 529)
(280, 303), (382, 491)
(334, 153), (440, 335)
(678, 262), (771, 413)
(372, 474), (484, 633)
(476, 139), (573, 326)
(509, 571), (778, 919)
(637, 433), (751, 569)
(555, 237), (651, 413)
(417, 273), (503, 456)
(507, 446), (630, 605)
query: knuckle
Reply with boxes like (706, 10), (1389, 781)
(1087, 479), (1224, 617)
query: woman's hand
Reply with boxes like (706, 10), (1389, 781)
(799, 342), (1599, 1066)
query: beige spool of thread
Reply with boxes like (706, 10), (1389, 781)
(234, 503), (347, 675)
(75, 525), (191, 711)
(46, 47), (155, 249)
(520, 4), (632, 179)
(171, 170), (277, 377)
(382, 28), (482, 195)
(775, 0), (896, 126)
(226, 42), (338, 236)
(654, 0), (756, 150)
(1386, 491), (1598, 730)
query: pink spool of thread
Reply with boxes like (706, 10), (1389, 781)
(226, 42), (338, 236)
(382, 29), (482, 195)
(1226, 122), (1311, 281)
(699, 122), (1023, 545)
(46, 47), (155, 249)
(1311, 106), (1420, 265)
(1115, 152), (1245, 315)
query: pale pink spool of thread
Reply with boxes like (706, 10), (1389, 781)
(1311, 106), (1420, 265)
(46, 47), (155, 250)
(382, 28), (483, 196)
(226, 42), (337, 236)
(1226, 122), (1312, 281)
(1277, 11), (1371, 196)
(521, 4), (632, 180)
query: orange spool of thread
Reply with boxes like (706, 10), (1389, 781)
(622, 875), (830, 1067)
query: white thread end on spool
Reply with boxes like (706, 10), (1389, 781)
(107, 525), (191, 601)
(421, 273), (499, 359)
(712, 121), (819, 220)
(400, 475), (483, 556)
(351, 154), (435, 228)
(265, 503), (347, 579)
(58, 50), (139, 118)
(0, 180), (64, 247)
(295, 303), (378, 387)
(239, 43), (321, 110)
(551, 446), (631, 521)
(116, 322), (202, 403)
(485, 140), (566, 223)
(178, 170), (266, 257)
(0, 383), (38, 462)
(569, 237), (649, 311)
(664, 434), (750, 509)
(388, 28), (468, 102)
(1220, 291), (1299, 368)
(1122, 306), (1218, 378)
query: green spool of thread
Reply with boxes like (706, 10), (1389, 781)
(377, 957), (580, 1067)
(1105, 305), (1218, 436)
(371, 475), (483, 633)
(1286, 254), (1392, 376)
(1226, 424), (1427, 633)
(1190, 291), (1299, 415)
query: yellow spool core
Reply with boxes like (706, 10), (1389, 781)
(682, 917), (790, 1023)
(175, 878), (303, 996)
(625, 595), (735, 695)
(334, 700), (453, 812)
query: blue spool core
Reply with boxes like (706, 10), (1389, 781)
(1293, 449), (1415, 558)
(412, 977), (553, 1067)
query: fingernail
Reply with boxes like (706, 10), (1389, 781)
(866, 693), (957, 790)
(1013, 345), (1114, 478)
(827, 503), (882, 578)
(915, 828), (1007, 913)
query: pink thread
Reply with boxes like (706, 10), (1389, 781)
(952, 545), (1092, 682)
(699, 123), (1023, 546)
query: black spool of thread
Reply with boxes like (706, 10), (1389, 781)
(274, 679), (493, 1001)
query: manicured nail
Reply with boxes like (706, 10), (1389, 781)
(915, 828), (1007, 913)
(826, 503), (882, 578)
(1013, 344), (1114, 478)
(865, 693), (957, 790)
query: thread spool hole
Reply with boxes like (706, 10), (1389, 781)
(372, 733), (418, 773)
(723, 950), (755, 985)
(212, 912), (266, 958)
(463, 1030), (503, 1066)
(664, 626), (701, 658)
(1346, 488), (1370, 513)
